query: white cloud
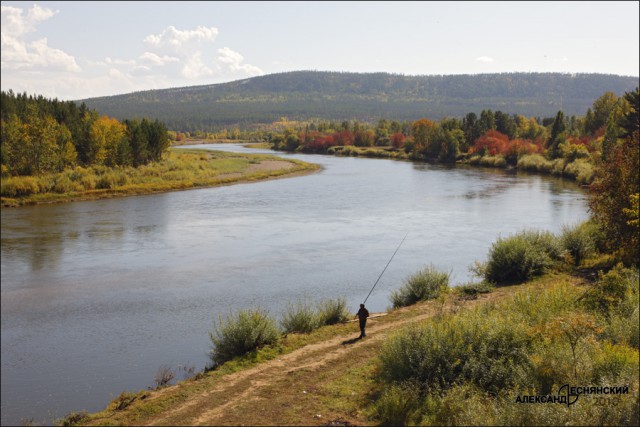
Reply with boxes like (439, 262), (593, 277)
(144, 25), (218, 51)
(218, 47), (264, 76)
(140, 52), (179, 66)
(1, 9), (264, 99)
(131, 65), (153, 76)
(476, 56), (494, 63)
(0, 4), (80, 72)
(181, 52), (214, 79)
(105, 57), (136, 66)
(1, 4), (55, 36)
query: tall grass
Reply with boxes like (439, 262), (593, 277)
(560, 221), (598, 265)
(563, 158), (594, 184)
(280, 299), (319, 333)
(208, 307), (280, 368)
(483, 230), (563, 284)
(316, 297), (351, 326)
(374, 280), (640, 426)
(390, 265), (450, 308)
(1, 150), (315, 205)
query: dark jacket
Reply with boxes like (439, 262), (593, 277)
(357, 307), (369, 320)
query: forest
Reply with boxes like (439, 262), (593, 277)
(78, 71), (639, 131)
(267, 88), (639, 188)
(0, 90), (170, 176)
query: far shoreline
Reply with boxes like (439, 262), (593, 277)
(1, 149), (320, 208)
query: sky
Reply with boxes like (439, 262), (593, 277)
(1, 1), (638, 101)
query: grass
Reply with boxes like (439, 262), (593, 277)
(482, 229), (564, 284)
(390, 265), (450, 308)
(73, 270), (638, 427)
(1, 149), (319, 207)
(375, 272), (639, 426)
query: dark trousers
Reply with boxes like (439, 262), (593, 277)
(359, 318), (367, 337)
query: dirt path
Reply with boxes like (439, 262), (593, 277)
(138, 292), (503, 426)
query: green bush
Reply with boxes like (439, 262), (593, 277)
(208, 307), (280, 367)
(1, 176), (41, 196)
(316, 297), (350, 326)
(372, 382), (422, 426)
(517, 154), (554, 173)
(54, 174), (77, 193)
(378, 310), (531, 394)
(390, 265), (450, 308)
(280, 300), (319, 333)
(560, 221), (597, 265)
(563, 159), (594, 184)
(484, 230), (563, 284)
(374, 280), (640, 426)
(591, 342), (639, 384)
(582, 264), (638, 316)
(97, 170), (128, 189)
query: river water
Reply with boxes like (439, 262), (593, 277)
(0, 144), (589, 425)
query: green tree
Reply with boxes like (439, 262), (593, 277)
(587, 92), (618, 134)
(494, 111), (516, 139)
(547, 111), (566, 158)
(479, 109), (496, 134)
(589, 93), (639, 265)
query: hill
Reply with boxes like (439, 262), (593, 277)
(78, 71), (639, 131)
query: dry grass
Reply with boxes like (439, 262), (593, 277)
(1, 149), (319, 207)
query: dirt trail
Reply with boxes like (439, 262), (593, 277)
(140, 292), (502, 426)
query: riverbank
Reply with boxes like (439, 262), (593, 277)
(275, 144), (594, 185)
(0, 149), (319, 207)
(65, 259), (639, 426)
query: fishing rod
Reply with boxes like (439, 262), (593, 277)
(362, 232), (409, 305)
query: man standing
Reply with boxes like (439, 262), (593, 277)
(355, 303), (370, 338)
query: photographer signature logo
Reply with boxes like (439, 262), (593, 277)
(515, 384), (629, 407)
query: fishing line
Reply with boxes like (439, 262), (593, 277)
(362, 232), (409, 305)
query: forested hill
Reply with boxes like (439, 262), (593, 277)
(78, 71), (639, 131)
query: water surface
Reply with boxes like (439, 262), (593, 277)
(1, 144), (589, 425)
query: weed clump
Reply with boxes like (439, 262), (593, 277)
(390, 265), (450, 308)
(560, 221), (598, 265)
(208, 307), (280, 367)
(316, 297), (351, 326)
(483, 230), (563, 284)
(280, 300), (320, 333)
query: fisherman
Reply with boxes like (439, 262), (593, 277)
(355, 303), (370, 338)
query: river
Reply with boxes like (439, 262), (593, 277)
(0, 144), (589, 425)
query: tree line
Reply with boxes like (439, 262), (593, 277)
(1, 90), (170, 176)
(270, 89), (636, 164)
(79, 71), (638, 132)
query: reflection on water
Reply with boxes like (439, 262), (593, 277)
(0, 145), (589, 426)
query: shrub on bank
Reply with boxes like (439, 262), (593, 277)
(280, 300), (320, 333)
(483, 230), (563, 284)
(1, 176), (39, 197)
(517, 154), (555, 173)
(316, 297), (351, 326)
(560, 221), (598, 265)
(208, 307), (280, 367)
(563, 159), (594, 184)
(390, 265), (450, 308)
(374, 280), (640, 426)
(378, 309), (532, 394)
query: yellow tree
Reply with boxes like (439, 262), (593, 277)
(411, 119), (436, 153)
(89, 115), (126, 166)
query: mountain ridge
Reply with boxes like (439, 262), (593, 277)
(78, 70), (639, 131)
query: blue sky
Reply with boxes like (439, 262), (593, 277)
(1, 1), (638, 100)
